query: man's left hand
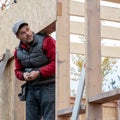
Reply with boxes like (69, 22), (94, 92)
(27, 71), (40, 81)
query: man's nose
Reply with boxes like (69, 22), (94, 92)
(26, 31), (30, 36)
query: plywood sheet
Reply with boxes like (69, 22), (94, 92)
(0, 0), (56, 54)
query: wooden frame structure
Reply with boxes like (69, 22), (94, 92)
(0, 0), (120, 120)
(0, 0), (57, 120)
(56, 0), (120, 120)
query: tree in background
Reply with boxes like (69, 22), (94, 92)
(0, 0), (16, 11)
(70, 54), (119, 96)
(102, 57), (120, 91)
(0, 0), (9, 10)
(70, 54), (84, 96)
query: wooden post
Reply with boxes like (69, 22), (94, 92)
(56, 0), (70, 119)
(117, 100), (120, 120)
(85, 0), (103, 120)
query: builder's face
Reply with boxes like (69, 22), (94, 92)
(17, 25), (34, 44)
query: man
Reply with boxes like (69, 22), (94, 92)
(12, 20), (56, 120)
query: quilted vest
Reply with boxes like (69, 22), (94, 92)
(17, 34), (55, 85)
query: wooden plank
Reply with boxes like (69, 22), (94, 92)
(56, 0), (70, 119)
(85, 0), (103, 120)
(103, 0), (120, 3)
(71, 63), (85, 120)
(0, 49), (10, 79)
(117, 100), (120, 120)
(103, 101), (117, 107)
(0, 0), (56, 55)
(102, 104), (117, 120)
(101, 5), (120, 22)
(70, 21), (120, 40)
(70, 1), (84, 17)
(14, 79), (26, 120)
(70, 97), (86, 105)
(70, 43), (120, 58)
(70, 43), (85, 55)
(89, 88), (120, 104)
(57, 105), (85, 117)
(37, 21), (56, 35)
(101, 45), (120, 58)
(70, 22), (84, 35)
(70, 1), (120, 22)
(57, 2), (62, 16)
(0, 57), (15, 120)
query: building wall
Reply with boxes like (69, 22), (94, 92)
(0, 59), (15, 120)
(71, 97), (118, 120)
(78, 104), (117, 120)
(0, 0), (56, 120)
(103, 102), (117, 120)
(0, 0), (56, 54)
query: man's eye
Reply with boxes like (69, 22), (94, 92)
(26, 28), (30, 31)
(21, 32), (25, 35)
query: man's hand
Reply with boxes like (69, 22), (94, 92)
(23, 71), (40, 81)
(23, 72), (31, 81)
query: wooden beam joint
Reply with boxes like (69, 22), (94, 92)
(37, 21), (56, 35)
(89, 88), (120, 104)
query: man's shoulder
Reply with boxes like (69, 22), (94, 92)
(35, 34), (55, 45)
(15, 46), (20, 51)
(35, 34), (46, 41)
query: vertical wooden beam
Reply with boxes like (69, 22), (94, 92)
(56, 0), (70, 119)
(117, 100), (120, 120)
(85, 0), (102, 120)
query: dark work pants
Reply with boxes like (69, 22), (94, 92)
(26, 83), (55, 120)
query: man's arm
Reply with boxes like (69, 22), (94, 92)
(14, 50), (25, 80)
(39, 36), (56, 78)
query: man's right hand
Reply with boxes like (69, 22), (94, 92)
(23, 72), (33, 81)
(23, 71), (40, 81)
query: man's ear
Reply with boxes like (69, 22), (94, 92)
(16, 35), (19, 39)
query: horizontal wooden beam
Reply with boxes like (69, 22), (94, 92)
(103, 0), (120, 3)
(70, 43), (85, 55)
(57, 104), (85, 117)
(70, 21), (120, 40)
(70, 1), (120, 22)
(89, 88), (120, 104)
(70, 1), (84, 17)
(70, 43), (120, 58)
